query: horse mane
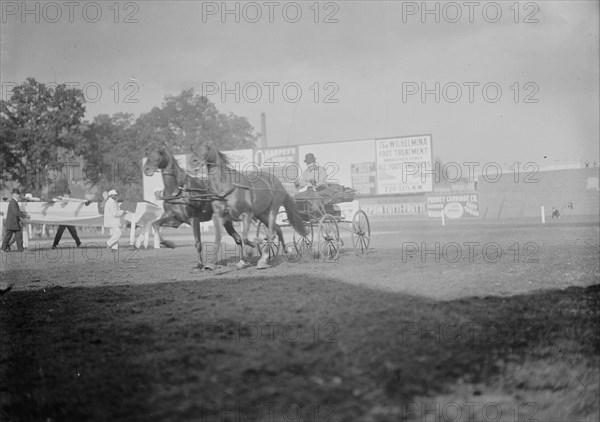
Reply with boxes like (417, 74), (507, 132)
(160, 147), (185, 172)
(203, 143), (231, 167)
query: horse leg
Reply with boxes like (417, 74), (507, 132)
(152, 217), (177, 248)
(236, 213), (255, 269)
(257, 210), (276, 269)
(190, 218), (204, 271)
(275, 224), (287, 254)
(223, 219), (243, 261)
(204, 213), (223, 270)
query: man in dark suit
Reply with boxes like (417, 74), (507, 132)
(51, 187), (82, 249)
(1, 188), (28, 252)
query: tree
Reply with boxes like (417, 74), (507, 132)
(78, 113), (143, 200)
(77, 90), (259, 200)
(135, 88), (257, 153)
(0, 78), (86, 194)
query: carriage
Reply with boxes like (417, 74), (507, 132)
(256, 184), (371, 261)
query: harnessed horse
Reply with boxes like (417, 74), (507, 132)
(143, 147), (243, 270)
(190, 142), (307, 269)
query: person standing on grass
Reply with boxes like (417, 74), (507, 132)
(1, 188), (28, 253)
(51, 187), (82, 249)
(134, 187), (164, 249)
(104, 189), (129, 252)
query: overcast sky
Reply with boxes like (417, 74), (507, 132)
(2, 1), (598, 165)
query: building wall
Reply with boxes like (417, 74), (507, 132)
(478, 167), (600, 219)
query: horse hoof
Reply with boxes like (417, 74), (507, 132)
(235, 260), (246, 270)
(162, 240), (176, 249)
(256, 260), (271, 269)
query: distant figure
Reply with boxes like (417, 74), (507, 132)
(98, 190), (109, 214)
(1, 188), (29, 252)
(134, 187), (163, 249)
(551, 207), (560, 219)
(51, 187), (82, 249)
(104, 189), (129, 252)
(585, 161), (590, 168)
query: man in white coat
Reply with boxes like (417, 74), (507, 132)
(104, 189), (128, 252)
(134, 187), (164, 249)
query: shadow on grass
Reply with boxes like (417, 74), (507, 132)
(1, 277), (598, 421)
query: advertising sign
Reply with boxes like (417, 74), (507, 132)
(426, 193), (479, 219)
(253, 146), (299, 194)
(376, 135), (433, 195)
(351, 162), (377, 195)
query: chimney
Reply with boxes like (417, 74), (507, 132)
(260, 112), (267, 148)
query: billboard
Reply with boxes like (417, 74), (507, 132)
(426, 193), (479, 219)
(351, 162), (377, 195)
(298, 139), (375, 188)
(253, 146), (299, 195)
(375, 135), (433, 195)
(141, 134), (434, 201)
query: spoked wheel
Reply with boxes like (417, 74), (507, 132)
(319, 214), (341, 261)
(351, 210), (371, 254)
(255, 221), (280, 260)
(293, 224), (314, 256)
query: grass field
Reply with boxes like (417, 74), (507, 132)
(1, 218), (598, 421)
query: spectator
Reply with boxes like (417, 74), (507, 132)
(52, 187), (82, 249)
(134, 187), (163, 249)
(104, 189), (128, 252)
(1, 188), (29, 252)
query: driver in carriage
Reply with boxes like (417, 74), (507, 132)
(294, 153), (350, 217)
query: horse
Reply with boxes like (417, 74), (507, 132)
(190, 142), (307, 269)
(143, 146), (243, 270)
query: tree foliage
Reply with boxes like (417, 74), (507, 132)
(0, 77), (86, 194)
(1, 80), (258, 200)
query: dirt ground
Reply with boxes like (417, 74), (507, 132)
(1, 218), (599, 421)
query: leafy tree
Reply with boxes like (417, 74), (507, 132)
(0, 78), (86, 194)
(135, 88), (257, 153)
(78, 113), (143, 200)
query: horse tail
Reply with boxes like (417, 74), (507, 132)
(283, 194), (308, 236)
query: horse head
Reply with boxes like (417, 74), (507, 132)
(190, 141), (229, 171)
(143, 148), (168, 176)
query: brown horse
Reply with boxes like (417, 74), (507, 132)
(143, 146), (242, 270)
(191, 142), (307, 269)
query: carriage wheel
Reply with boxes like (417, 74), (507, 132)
(319, 214), (341, 261)
(351, 210), (370, 254)
(293, 224), (314, 256)
(256, 221), (280, 260)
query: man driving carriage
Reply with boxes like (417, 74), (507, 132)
(296, 153), (327, 189)
(294, 153), (353, 218)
